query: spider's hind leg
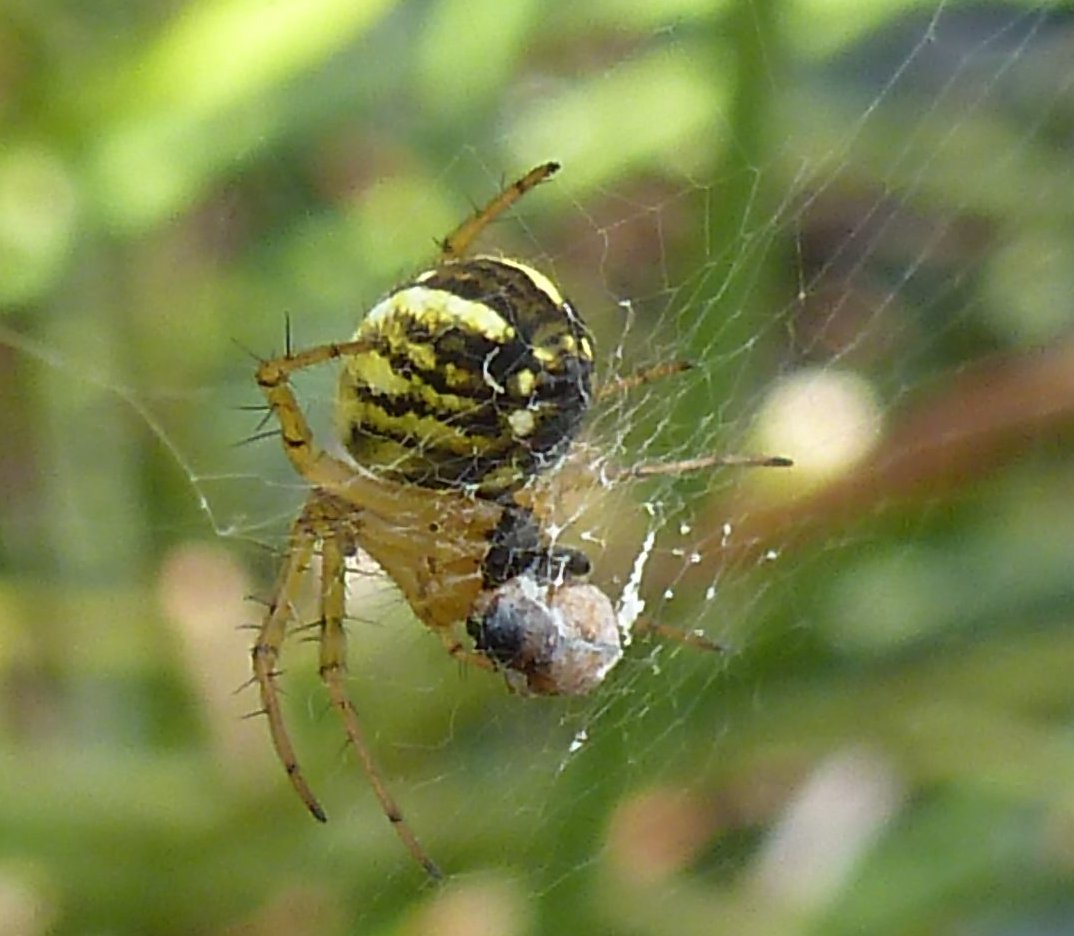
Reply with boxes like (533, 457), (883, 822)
(317, 534), (443, 880)
(632, 617), (728, 653)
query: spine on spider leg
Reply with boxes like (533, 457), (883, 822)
(438, 161), (561, 261)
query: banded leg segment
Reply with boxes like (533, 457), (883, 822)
(318, 538), (443, 880)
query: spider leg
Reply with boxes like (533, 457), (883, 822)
(317, 533), (443, 880)
(251, 517), (326, 821)
(517, 451), (792, 516)
(256, 338), (385, 497)
(632, 617), (728, 653)
(438, 162), (560, 262)
(615, 453), (793, 480)
(595, 360), (693, 402)
(590, 364), (792, 475)
(439, 631), (498, 673)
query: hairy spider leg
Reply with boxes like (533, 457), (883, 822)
(438, 161), (560, 262)
(517, 361), (790, 656)
(632, 617), (727, 653)
(251, 520), (325, 821)
(595, 361), (694, 402)
(256, 338), (381, 497)
(616, 453), (793, 479)
(440, 630), (499, 673)
(317, 534), (443, 879)
(256, 335), (506, 874)
(528, 368), (792, 497)
(591, 362), (793, 475)
(257, 343), (445, 860)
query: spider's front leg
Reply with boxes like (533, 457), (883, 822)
(251, 511), (326, 821)
(255, 338), (377, 500)
(252, 333), (392, 827)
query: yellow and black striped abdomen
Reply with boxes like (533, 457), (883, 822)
(336, 256), (594, 497)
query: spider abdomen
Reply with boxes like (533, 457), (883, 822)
(337, 256), (594, 497)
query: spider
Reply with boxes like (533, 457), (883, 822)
(250, 162), (790, 879)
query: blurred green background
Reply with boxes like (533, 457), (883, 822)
(3, 0), (1074, 934)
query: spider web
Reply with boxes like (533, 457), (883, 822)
(2, 2), (1074, 933)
